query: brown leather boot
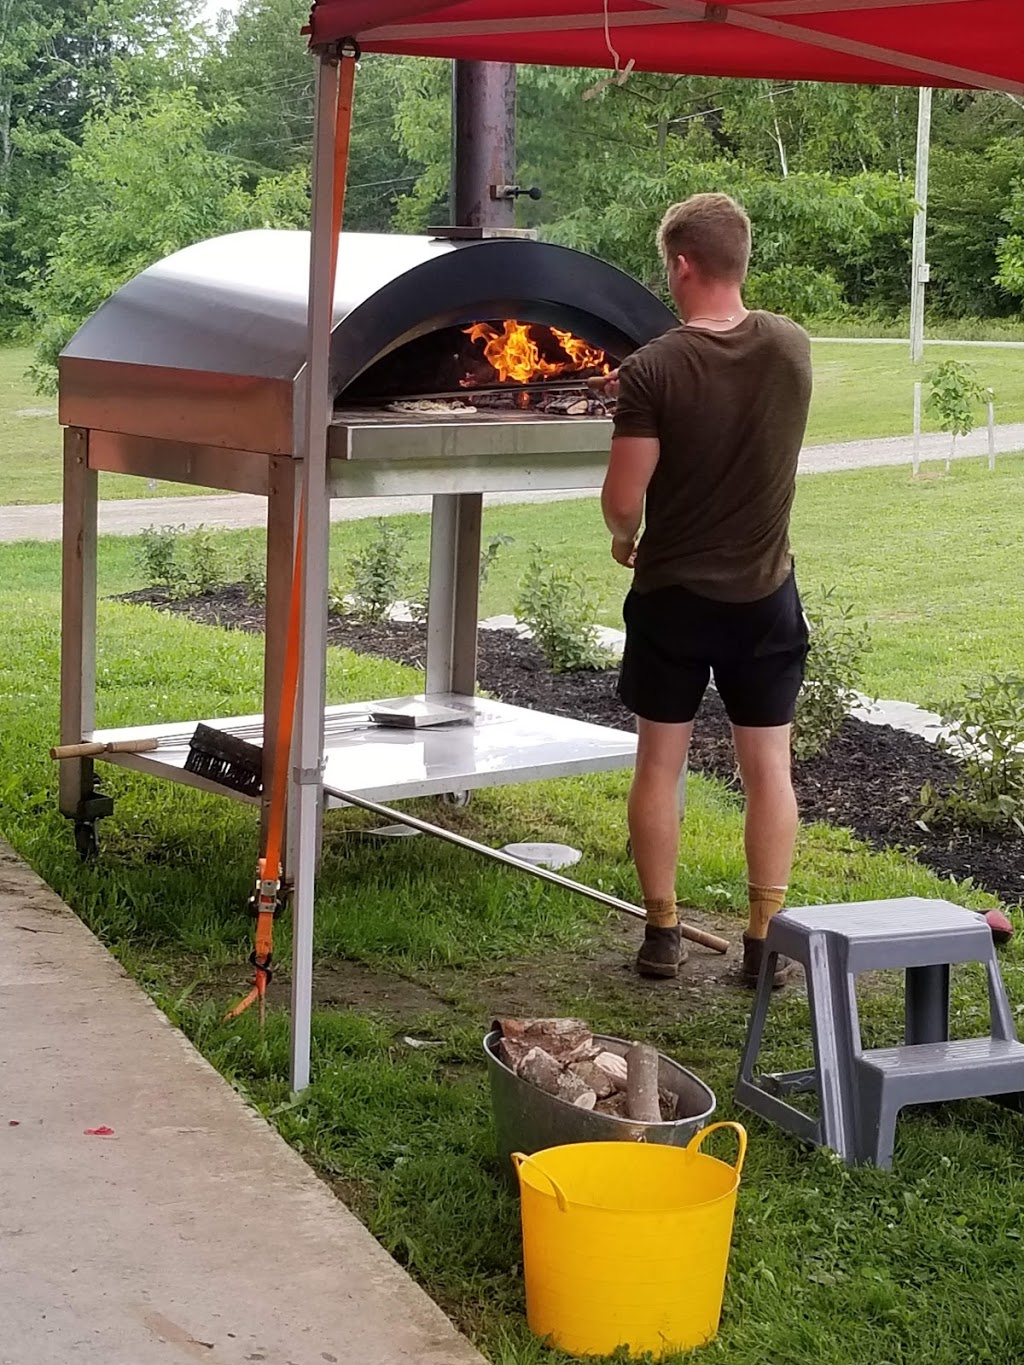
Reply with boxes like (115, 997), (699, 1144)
(741, 933), (801, 989)
(637, 924), (688, 979)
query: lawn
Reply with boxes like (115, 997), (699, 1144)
(2, 337), (1023, 503)
(5, 451), (1022, 713)
(3, 456), (1024, 1361)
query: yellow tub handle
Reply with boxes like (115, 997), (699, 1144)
(684, 1122), (748, 1178)
(511, 1152), (570, 1213)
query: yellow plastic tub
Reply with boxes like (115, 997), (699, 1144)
(512, 1122), (746, 1359)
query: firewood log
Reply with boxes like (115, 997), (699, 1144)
(518, 1046), (563, 1097)
(626, 1043), (662, 1123)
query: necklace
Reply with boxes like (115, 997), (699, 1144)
(686, 314), (737, 325)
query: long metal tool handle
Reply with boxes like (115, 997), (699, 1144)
(323, 782), (731, 955)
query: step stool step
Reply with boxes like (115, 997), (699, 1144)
(861, 1037), (1024, 1077)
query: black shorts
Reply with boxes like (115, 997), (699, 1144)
(617, 572), (810, 728)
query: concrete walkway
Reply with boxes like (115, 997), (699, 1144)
(2, 423), (1022, 544)
(0, 838), (485, 1365)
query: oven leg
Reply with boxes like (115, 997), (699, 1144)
(426, 492), (482, 697)
(263, 454), (297, 876)
(59, 427), (110, 852)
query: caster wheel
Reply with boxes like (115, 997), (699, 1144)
(442, 790), (471, 809)
(74, 821), (99, 861)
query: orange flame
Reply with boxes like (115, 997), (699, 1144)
(462, 321), (610, 386)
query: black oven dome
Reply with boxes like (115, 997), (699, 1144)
(59, 229), (675, 453)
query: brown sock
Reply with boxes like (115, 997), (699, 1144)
(747, 884), (787, 939)
(644, 898), (679, 930)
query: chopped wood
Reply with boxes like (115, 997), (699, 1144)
(497, 1019), (679, 1123)
(592, 1051), (629, 1091)
(626, 1043), (662, 1123)
(570, 1060), (618, 1100)
(518, 1046), (563, 1097)
(497, 1017), (591, 1058)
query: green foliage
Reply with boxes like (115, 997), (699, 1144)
(920, 675), (1024, 833)
(240, 547), (267, 607)
(480, 533), (514, 589)
(514, 548), (611, 674)
(137, 522), (228, 599)
(793, 588), (871, 763)
(926, 360), (990, 440)
(138, 525), (186, 596)
(338, 518), (411, 623)
(26, 87), (308, 391)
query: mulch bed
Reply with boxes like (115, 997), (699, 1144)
(119, 584), (1024, 908)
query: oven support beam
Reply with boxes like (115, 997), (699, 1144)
(425, 60), (519, 699)
(426, 494), (483, 697)
(59, 427), (104, 831)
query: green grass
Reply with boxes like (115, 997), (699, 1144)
(5, 449), (1023, 713)
(0, 345), (209, 504)
(3, 336), (1023, 503)
(2, 523), (1024, 1362)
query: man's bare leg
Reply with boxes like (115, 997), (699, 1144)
(628, 719), (693, 977)
(732, 723), (801, 985)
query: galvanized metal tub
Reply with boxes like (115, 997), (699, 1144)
(484, 1029), (716, 1179)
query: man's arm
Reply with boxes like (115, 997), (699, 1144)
(602, 435), (660, 551)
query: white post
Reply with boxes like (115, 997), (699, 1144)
(912, 381), (922, 477)
(909, 87), (932, 364)
(988, 398), (996, 471)
(290, 50), (340, 1094)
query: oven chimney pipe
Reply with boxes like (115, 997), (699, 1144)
(452, 61), (517, 229)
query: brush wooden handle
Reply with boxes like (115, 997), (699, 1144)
(679, 922), (731, 955)
(50, 739), (160, 760)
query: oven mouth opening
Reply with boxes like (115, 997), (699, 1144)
(340, 319), (621, 411)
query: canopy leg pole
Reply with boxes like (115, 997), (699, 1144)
(290, 47), (347, 1095)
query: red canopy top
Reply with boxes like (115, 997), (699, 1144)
(306, 1), (1024, 93)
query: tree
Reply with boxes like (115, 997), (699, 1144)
(0, 0), (203, 334)
(27, 87), (308, 390)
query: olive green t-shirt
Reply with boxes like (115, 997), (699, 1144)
(613, 311), (812, 602)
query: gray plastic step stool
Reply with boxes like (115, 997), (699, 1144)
(734, 897), (1024, 1168)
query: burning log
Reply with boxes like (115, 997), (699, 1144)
(496, 1019), (678, 1121)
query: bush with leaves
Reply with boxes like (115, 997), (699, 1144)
(792, 588), (871, 762)
(514, 549), (612, 674)
(337, 518), (411, 623)
(240, 547), (267, 607)
(926, 361), (990, 472)
(137, 523), (227, 600)
(919, 675), (1024, 833)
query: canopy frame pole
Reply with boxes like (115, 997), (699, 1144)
(290, 44), (353, 1095)
(910, 86), (933, 363)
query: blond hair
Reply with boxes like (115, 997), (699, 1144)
(657, 193), (751, 283)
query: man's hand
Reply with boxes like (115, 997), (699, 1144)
(611, 536), (637, 568)
(588, 369), (620, 399)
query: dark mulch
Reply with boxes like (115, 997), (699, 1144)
(118, 584), (1024, 907)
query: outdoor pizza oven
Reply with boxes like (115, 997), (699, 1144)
(55, 228), (675, 884)
(58, 228), (675, 460)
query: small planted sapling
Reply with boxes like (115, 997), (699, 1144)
(926, 360), (989, 474)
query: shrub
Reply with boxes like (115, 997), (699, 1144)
(793, 587), (871, 762)
(341, 518), (411, 622)
(137, 523), (228, 600)
(240, 547), (267, 607)
(137, 525), (186, 596)
(480, 533), (514, 588)
(514, 548), (612, 674)
(919, 674), (1024, 833)
(182, 525), (226, 597)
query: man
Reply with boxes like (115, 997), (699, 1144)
(600, 192), (812, 987)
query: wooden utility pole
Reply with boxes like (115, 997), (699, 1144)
(909, 86), (933, 363)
